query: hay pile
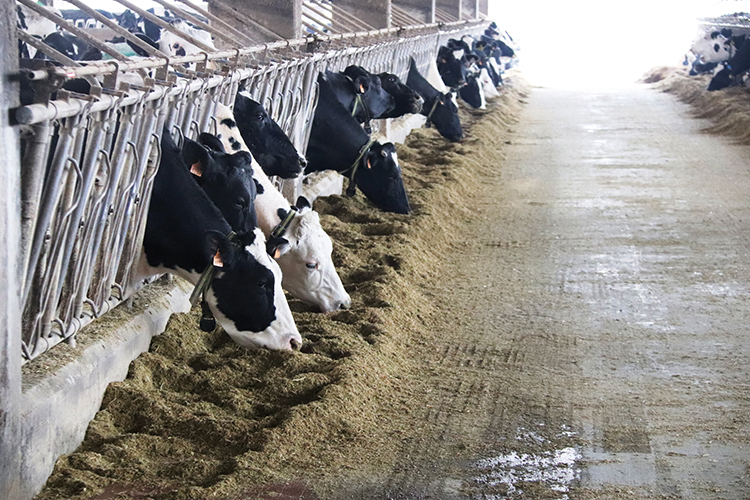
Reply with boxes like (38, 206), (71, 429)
(36, 75), (529, 500)
(641, 65), (750, 144)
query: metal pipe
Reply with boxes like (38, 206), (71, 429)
(149, 0), (245, 48)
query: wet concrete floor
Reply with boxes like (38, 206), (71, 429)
(480, 84), (750, 498)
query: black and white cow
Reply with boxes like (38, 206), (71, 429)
(212, 103), (351, 312)
(708, 34), (750, 90)
(136, 128), (301, 351)
(406, 58), (463, 142)
(691, 29), (732, 63)
(230, 91), (306, 178)
(376, 71), (424, 117)
(306, 73), (411, 214)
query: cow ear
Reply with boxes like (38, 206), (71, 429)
(182, 138), (210, 178)
(254, 178), (264, 195)
(198, 133), (225, 153)
(266, 235), (290, 258)
(355, 76), (369, 94)
(295, 196), (311, 211)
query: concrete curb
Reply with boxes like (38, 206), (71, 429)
(19, 277), (192, 500)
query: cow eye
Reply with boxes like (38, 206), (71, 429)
(235, 198), (246, 208)
(173, 43), (180, 50)
(380, 150), (387, 157)
(255, 113), (264, 121)
(306, 262), (319, 270)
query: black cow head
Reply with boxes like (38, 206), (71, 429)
(233, 91), (305, 179)
(342, 65), (395, 120)
(353, 142), (411, 214)
(437, 46), (465, 89)
(377, 72), (424, 117)
(429, 93), (463, 142)
(184, 134), (259, 234)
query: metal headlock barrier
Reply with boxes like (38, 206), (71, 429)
(15, 0), (486, 363)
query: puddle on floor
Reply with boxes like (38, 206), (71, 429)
(469, 426), (582, 499)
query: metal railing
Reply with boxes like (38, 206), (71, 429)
(15, 0), (485, 362)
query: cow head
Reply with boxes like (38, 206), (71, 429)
(207, 228), (302, 350)
(269, 197), (352, 312)
(183, 133), (259, 234)
(429, 93), (463, 142)
(690, 30), (731, 63)
(233, 91), (305, 179)
(459, 75), (484, 109)
(437, 46), (465, 89)
(377, 72), (424, 117)
(342, 65), (395, 120)
(352, 142), (411, 214)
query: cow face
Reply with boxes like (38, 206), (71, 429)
(430, 93), (463, 142)
(377, 72), (424, 117)
(342, 66), (396, 120)
(233, 91), (305, 179)
(208, 228), (302, 351)
(273, 199), (352, 312)
(691, 30), (731, 63)
(459, 75), (484, 109)
(183, 135), (259, 234)
(354, 142), (411, 214)
(437, 46), (465, 89)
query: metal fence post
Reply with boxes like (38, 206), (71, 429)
(0, 0), (23, 496)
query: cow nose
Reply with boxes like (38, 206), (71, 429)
(290, 338), (301, 351)
(338, 299), (351, 310)
(298, 155), (308, 168)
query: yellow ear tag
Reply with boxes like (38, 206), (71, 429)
(190, 161), (203, 177)
(273, 248), (281, 259)
(213, 250), (224, 267)
(367, 158), (372, 169)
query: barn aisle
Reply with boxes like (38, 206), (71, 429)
(337, 84), (750, 499)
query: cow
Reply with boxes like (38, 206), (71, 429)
(406, 58), (463, 142)
(306, 73), (411, 214)
(324, 66), (395, 133)
(136, 128), (301, 351)
(229, 91), (306, 179)
(708, 34), (750, 90)
(376, 71), (424, 117)
(691, 29), (732, 63)
(182, 134), (259, 234)
(212, 103), (352, 313)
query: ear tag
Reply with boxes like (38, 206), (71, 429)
(273, 248), (281, 259)
(367, 158), (372, 169)
(190, 161), (203, 177)
(213, 250), (224, 267)
(359, 84), (365, 93)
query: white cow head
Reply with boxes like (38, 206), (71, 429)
(271, 203), (352, 313)
(690, 30), (731, 63)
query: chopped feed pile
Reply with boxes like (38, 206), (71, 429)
(641, 65), (750, 144)
(36, 74), (529, 500)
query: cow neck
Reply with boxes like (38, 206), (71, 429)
(271, 206), (297, 240)
(345, 75), (373, 134)
(342, 137), (377, 197)
(189, 231), (237, 331)
(424, 96), (441, 128)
